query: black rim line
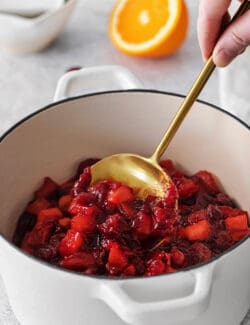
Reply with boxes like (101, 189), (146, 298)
(0, 89), (249, 281)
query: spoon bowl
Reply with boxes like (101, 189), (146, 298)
(91, 153), (174, 198)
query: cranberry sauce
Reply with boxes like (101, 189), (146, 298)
(13, 159), (250, 277)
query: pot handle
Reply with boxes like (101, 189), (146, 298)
(98, 264), (215, 325)
(53, 65), (143, 101)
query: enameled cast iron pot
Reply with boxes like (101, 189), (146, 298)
(0, 66), (249, 325)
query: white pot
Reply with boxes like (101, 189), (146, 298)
(0, 66), (249, 325)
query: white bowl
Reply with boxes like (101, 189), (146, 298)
(0, 66), (249, 325)
(0, 0), (76, 54)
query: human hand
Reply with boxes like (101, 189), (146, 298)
(197, 0), (250, 67)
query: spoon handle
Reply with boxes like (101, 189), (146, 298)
(151, 0), (250, 163)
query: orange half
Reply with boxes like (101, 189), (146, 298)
(109, 0), (189, 57)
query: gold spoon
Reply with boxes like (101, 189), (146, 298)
(91, 0), (250, 199)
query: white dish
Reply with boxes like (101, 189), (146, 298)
(0, 0), (76, 54)
(0, 0), (64, 17)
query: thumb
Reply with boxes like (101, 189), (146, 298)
(213, 10), (250, 67)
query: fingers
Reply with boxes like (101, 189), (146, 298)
(213, 10), (250, 66)
(197, 0), (232, 60)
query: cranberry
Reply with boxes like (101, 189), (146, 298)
(28, 220), (55, 248)
(194, 171), (220, 195)
(60, 252), (96, 271)
(88, 181), (109, 205)
(72, 167), (91, 196)
(119, 202), (136, 218)
(13, 212), (37, 246)
(195, 193), (216, 210)
(69, 193), (95, 214)
(174, 177), (198, 199)
(34, 177), (59, 199)
(92, 249), (107, 267)
(71, 213), (96, 233)
(187, 210), (207, 224)
(59, 230), (84, 257)
(106, 244), (128, 274)
(188, 242), (212, 265)
(98, 213), (130, 236)
(216, 193), (234, 207)
(211, 231), (234, 251)
(179, 195), (196, 206)
(75, 158), (99, 178)
(171, 247), (186, 268)
(66, 66), (82, 73)
(145, 259), (166, 276)
(102, 200), (116, 214)
(207, 205), (224, 223)
(14, 158), (249, 277)
(107, 185), (134, 205)
(132, 212), (152, 238)
(123, 264), (136, 276)
(130, 255), (145, 275)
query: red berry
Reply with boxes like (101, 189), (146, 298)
(76, 158), (99, 178)
(194, 171), (220, 195)
(35, 177), (59, 199)
(152, 207), (178, 236)
(132, 212), (152, 238)
(66, 66), (82, 72)
(145, 259), (166, 276)
(123, 264), (136, 276)
(179, 220), (211, 241)
(207, 205), (223, 223)
(98, 213), (129, 235)
(224, 214), (248, 231)
(171, 247), (186, 267)
(37, 208), (63, 225)
(188, 242), (212, 264)
(58, 195), (72, 212)
(101, 238), (118, 251)
(119, 202), (136, 218)
(59, 252), (96, 271)
(164, 182), (178, 207)
(26, 220), (55, 248)
(219, 206), (244, 218)
(69, 192), (95, 215)
(160, 159), (175, 175)
(188, 210), (207, 224)
(107, 185), (134, 205)
(230, 230), (249, 242)
(59, 230), (84, 257)
(72, 167), (91, 196)
(107, 245), (128, 270)
(58, 217), (71, 229)
(26, 198), (51, 215)
(87, 181), (110, 204)
(165, 265), (177, 273)
(213, 231), (233, 250)
(71, 212), (96, 233)
(175, 177), (198, 199)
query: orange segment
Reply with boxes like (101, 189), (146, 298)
(117, 0), (172, 43)
(109, 0), (189, 57)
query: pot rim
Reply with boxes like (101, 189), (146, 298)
(0, 89), (249, 281)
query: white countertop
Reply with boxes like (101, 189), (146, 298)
(0, 0), (249, 324)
